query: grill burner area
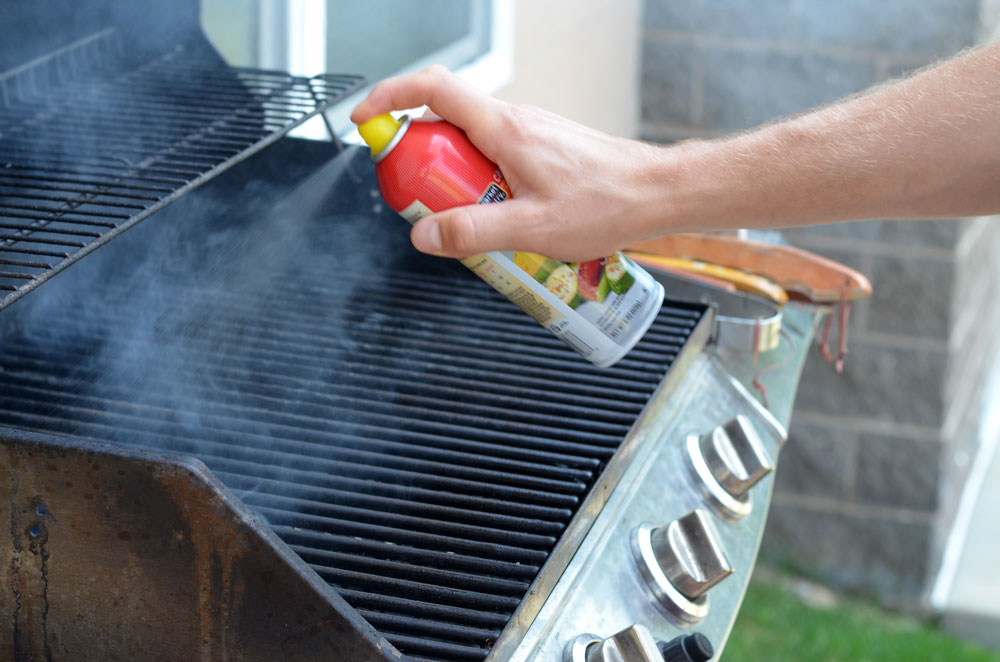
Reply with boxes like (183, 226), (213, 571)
(0, 143), (708, 661)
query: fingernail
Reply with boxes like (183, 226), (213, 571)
(414, 220), (442, 253)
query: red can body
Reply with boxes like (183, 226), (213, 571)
(375, 119), (509, 214)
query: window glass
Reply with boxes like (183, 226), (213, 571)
(201, 0), (259, 66)
(202, 0), (491, 78)
(202, 0), (496, 139)
(326, 2), (489, 82)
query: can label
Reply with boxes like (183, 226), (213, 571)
(400, 198), (664, 367)
(479, 183), (508, 204)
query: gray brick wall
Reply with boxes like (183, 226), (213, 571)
(640, 0), (998, 605)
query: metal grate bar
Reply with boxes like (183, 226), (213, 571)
(220, 475), (566, 537)
(291, 550), (532, 595)
(384, 634), (490, 662)
(0, 245), (70, 258)
(249, 494), (558, 550)
(0, 362), (622, 463)
(281, 530), (543, 579)
(0, 330), (633, 441)
(0, 355), (604, 471)
(0, 171), (175, 194)
(0, 257), (50, 268)
(362, 611), (500, 642)
(338, 590), (511, 629)
(0, 396), (585, 507)
(0, 180), (161, 202)
(288, 542), (538, 582)
(307, 564), (523, 612)
(0, 223), (98, 238)
(358, 611), (500, 648)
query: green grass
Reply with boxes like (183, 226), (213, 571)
(723, 577), (1000, 661)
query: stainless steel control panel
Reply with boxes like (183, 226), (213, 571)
(503, 353), (787, 662)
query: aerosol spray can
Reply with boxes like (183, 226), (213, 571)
(357, 113), (665, 368)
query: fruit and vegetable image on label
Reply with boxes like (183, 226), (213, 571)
(605, 253), (636, 294)
(502, 250), (654, 345)
(575, 258), (611, 302)
(544, 264), (584, 309)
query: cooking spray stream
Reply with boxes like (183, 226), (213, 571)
(265, 143), (363, 225)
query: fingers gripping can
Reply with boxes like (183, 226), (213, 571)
(358, 113), (665, 368)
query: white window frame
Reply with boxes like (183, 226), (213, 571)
(258, 0), (514, 141)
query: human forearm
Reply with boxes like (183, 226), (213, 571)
(352, 44), (1000, 260)
(663, 43), (1000, 234)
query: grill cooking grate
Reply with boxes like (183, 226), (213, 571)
(0, 252), (707, 661)
(0, 28), (362, 310)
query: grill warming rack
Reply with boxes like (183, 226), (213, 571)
(0, 28), (363, 310)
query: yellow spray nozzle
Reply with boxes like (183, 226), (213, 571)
(357, 113), (402, 157)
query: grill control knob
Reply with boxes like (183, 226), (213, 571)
(588, 624), (664, 662)
(632, 510), (733, 622)
(686, 415), (774, 517)
(564, 625), (664, 662)
(650, 510), (733, 600)
(659, 633), (714, 662)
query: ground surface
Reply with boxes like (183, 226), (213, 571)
(725, 573), (1000, 661)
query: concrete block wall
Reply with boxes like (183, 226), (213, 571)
(640, 0), (996, 604)
(641, 0), (977, 141)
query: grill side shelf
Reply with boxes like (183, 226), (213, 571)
(0, 28), (363, 310)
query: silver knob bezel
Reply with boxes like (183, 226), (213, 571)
(685, 433), (753, 519)
(563, 633), (601, 662)
(685, 415), (774, 519)
(564, 625), (664, 662)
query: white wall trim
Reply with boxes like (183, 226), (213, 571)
(455, 0), (515, 94)
(929, 347), (1000, 610)
(286, 0), (329, 140)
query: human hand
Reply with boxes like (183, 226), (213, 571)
(351, 66), (680, 262)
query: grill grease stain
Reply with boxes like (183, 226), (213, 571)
(6, 476), (54, 661)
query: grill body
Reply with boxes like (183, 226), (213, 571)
(0, 142), (713, 661)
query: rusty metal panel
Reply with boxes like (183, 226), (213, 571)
(0, 427), (400, 662)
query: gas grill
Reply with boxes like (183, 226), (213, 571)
(1, 3), (816, 662)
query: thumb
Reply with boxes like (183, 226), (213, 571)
(410, 200), (535, 257)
